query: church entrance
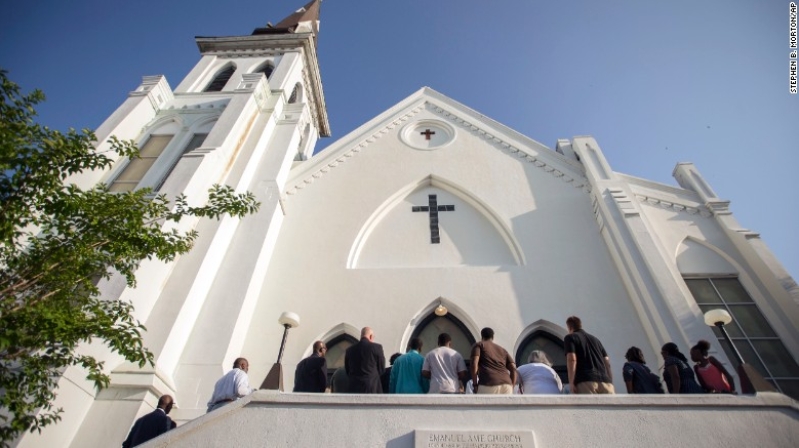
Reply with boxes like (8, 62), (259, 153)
(324, 333), (358, 386)
(410, 313), (476, 362)
(515, 330), (567, 383)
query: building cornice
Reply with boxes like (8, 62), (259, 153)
(195, 33), (330, 137)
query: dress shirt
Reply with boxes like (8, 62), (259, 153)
(206, 368), (252, 412)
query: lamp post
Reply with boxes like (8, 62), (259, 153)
(260, 311), (300, 391)
(703, 309), (775, 395)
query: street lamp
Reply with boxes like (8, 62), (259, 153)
(260, 311), (300, 391)
(703, 309), (775, 394)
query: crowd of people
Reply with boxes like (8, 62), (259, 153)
(291, 316), (735, 396)
(120, 316), (736, 446)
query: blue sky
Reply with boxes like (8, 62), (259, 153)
(1, 0), (797, 279)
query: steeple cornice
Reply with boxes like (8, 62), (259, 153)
(195, 33), (330, 137)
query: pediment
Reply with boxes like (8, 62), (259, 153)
(285, 87), (589, 200)
(347, 175), (525, 268)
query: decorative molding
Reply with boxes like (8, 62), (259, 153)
(284, 100), (592, 200)
(283, 105), (426, 197)
(609, 188), (639, 217)
(426, 102), (591, 194)
(635, 194), (712, 218)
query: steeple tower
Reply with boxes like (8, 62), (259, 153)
(26, 3), (332, 447)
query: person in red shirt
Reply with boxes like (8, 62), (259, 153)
(690, 340), (735, 393)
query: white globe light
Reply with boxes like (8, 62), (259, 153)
(278, 311), (300, 328)
(703, 308), (732, 327)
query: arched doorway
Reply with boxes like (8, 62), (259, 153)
(324, 334), (358, 384)
(515, 331), (567, 383)
(410, 313), (476, 361)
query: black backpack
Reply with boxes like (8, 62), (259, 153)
(628, 362), (665, 394)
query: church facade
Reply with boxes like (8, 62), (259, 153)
(18, 1), (799, 447)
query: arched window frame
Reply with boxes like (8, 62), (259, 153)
(324, 333), (359, 384)
(204, 63), (236, 92)
(515, 330), (568, 384)
(288, 82), (302, 104)
(107, 117), (183, 192)
(252, 60), (275, 80)
(409, 312), (476, 359)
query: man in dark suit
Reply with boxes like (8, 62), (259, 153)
(294, 340), (328, 392)
(345, 327), (386, 393)
(122, 394), (176, 448)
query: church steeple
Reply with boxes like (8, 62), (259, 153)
(252, 0), (322, 40)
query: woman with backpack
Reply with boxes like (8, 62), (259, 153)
(661, 342), (704, 394)
(622, 346), (664, 394)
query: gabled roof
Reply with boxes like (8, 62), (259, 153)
(252, 0), (321, 41)
(285, 87), (590, 199)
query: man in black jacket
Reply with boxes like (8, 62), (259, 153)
(121, 394), (176, 448)
(294, 340), (328, 392)
(345, 327), (386, 393)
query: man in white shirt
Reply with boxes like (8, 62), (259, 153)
(206, 357), (254, 413)
(422, 333), (468, 394)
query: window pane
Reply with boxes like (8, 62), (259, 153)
(139, 135), (173, 157)
(699, 305), (744, 337)
(712, 278), (752, 303)
(108, 182), (135, 193)
(735, 340), (771, 378)
(685, 279), (721, 304)
(775, 380), (799, 400)
(750, 340), (799, 378)
(727, 305), (777, 337)
(325, 340), (353, 371)
(114, 158), (154, 182)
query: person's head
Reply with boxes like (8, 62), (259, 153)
(157, 395), (175, 414)
(661, 342), (688, 362)
(690, 340), (711, 363)
(437, 333), (452, 347)
(566, 316), (582, 333)
(313, 340), (327, 357)
(233, 357), (249, 372)
(390, 352), (402, 366)
(528, 350), (552, 366)
(480, 327), (494, 341)
(409, 337), (423, 352)
(361, 327), (374, 341)
(625, 346), (646, 364)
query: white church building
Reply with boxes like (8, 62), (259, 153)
(18, 1), (799, 447)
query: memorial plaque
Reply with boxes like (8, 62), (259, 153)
(414, 430), (534, 448)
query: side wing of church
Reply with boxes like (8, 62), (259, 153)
(17, 1), (799, 447)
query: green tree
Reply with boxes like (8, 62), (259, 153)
(0, 70), (259, 446)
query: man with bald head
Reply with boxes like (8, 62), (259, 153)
(294, 340), (328, 392)
(344, 327), (386, 393)
(206, 357), (254, 413)
(121, 394), (176, 447)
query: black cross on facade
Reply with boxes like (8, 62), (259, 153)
(420, 129), (436, 140)
(411, 194), (455, 244)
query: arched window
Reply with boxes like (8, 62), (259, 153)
(685, 277), (799, 399)
(325, 334), (358, 377)
(254, 61), (274, 80)
(410, 313), (475, 361)
(109, 134), (173, 192)
(204, 65), (235, 92)
(288, 83), (302, 103)
(154, 133), (208, 191)
(515, 331), (567, 383)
